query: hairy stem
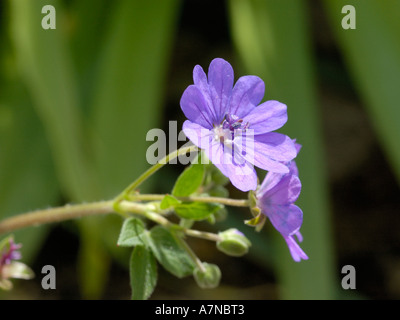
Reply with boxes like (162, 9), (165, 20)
(113, 145), (198, 208)
(129, 194), (250, 207)
(174, 233), (206, 273)
(119, 201), (221, 242)
(184, 229), (221, 242)
(0, 201), (116, 235)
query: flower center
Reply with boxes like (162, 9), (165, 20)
(213, 114), (249, 144)
(222, 114), (249, 131)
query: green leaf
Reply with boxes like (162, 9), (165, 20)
(148, 226), (195, 278)
(130, 245), (157, 300)
(117, 217), (147, 247)
(160, 194), (181, 210)
(172, 164), (205, 197)
(174, 202), (222, 221)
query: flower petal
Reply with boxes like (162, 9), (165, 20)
(237, 132), (296, 173)
(228, 75), (265, 118)
(243, 100), (288, 134)
(257, 170), (284, 196)
(180, 85), (217, 129)
(226, 148), (258, 191)
(208, 58), (234, 122)
(284, 235), (309, 262)
(182, 120), (212, 149)
(252, 132), (297, 162)
(193, 65), (217, 122)
(262, 173), (302, 205)
(294, 231), (303, 243)
(202, 139), (257, 192)
(265, 204), (303, 236)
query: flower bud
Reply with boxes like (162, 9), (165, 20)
(211, 169), (229, 186)
(216, 228), (251, 257)
(208, 185), (229, 198)
(213, 207), (228, 222)
(193, 263), (221, 289)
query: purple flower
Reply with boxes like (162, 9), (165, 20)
(0, 237), (34, 290)
(0, 239), (22, 267)
(181, 58), (297, 192)
(256, 148), (308, 262)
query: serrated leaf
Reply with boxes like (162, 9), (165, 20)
(160, 194), (181, 210)
(172, 163), (205, 197)
(130, 245), (157, 300)
(174, 202), (223, 221)
(117, 217), (147, 247)
(148, 226), (195, 278)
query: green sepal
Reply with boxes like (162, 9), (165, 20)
(248, 190), (258, 211)
(245, 212), (267, 232)
(193, 263), (221, 289)
(216, 228), (252, 257)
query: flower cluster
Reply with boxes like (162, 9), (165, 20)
(256, 143), (308, 261)
(0, 238), (22, 267)
(180, 58), (307, 261)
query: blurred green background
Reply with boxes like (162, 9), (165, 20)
(1, 0), (399, 299)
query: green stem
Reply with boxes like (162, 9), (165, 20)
(0, 201), (116, 235)
(113, 145), (198, 209)
(119, 201), (221, 242)
(184, 229), (221, 242)
(118, 201), (170, 226)
(129, 194), (250, 207)
(174, 233), (206, 273)
(0, 198), (223, 244)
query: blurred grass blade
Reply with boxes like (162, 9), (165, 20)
(0, 83), (59, 264)
(80, 0), (181, 299)
(90, 0), (181, 198)
(69, 0), (112, 117)
(323, 0), (400, 184)
(9, 0), (108, 299)
(228, 0), (337, 299)
(9, 0), (97, 201)
(70, 0), (112, 76)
